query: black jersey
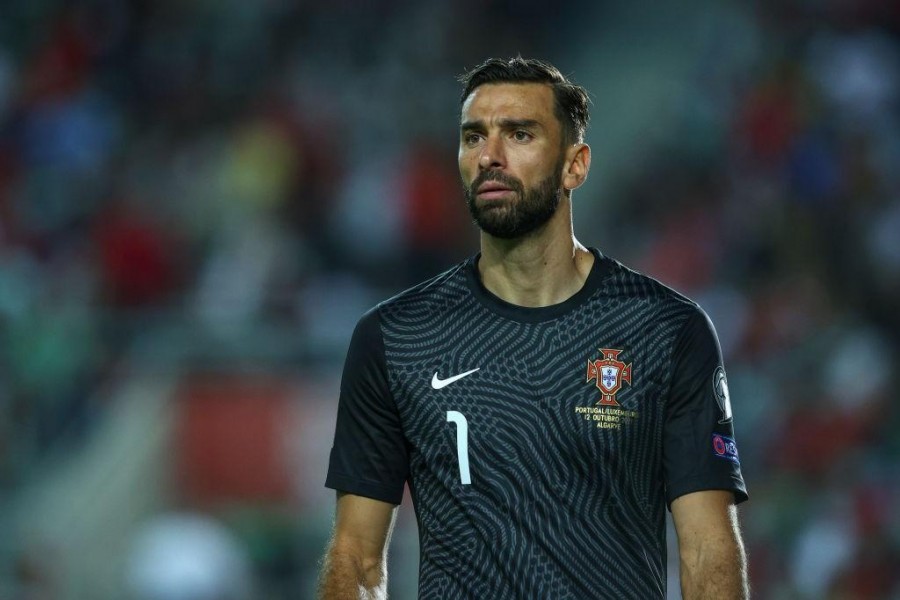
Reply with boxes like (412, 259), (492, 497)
(326, 249), (747, 599)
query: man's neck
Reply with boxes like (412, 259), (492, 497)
(477, 209), (594, 308)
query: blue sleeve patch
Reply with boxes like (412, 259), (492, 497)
(712, 433), (740, 463)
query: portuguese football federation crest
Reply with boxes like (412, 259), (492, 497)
(586, 348), (632, 406)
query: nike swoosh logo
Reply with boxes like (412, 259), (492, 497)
(431, 368), (480, 390)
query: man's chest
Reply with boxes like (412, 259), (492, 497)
(381, 309), (678, 485)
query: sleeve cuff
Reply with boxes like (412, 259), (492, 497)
(666, 475), (748, 510)
(325, 471), (405, 505)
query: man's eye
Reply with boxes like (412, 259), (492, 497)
(464, 133), (482, 145)
(513, 130), (532, 142)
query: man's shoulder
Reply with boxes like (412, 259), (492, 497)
(375, 258), (473, 317)
(603, 256), (703, 316)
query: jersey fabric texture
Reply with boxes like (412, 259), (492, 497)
(326, 249), (748, 599)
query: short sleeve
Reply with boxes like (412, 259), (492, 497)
(663, 307), (748, 508)
(325, 307), (409, 504)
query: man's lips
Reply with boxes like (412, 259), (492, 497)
(476, 181), (514, 200)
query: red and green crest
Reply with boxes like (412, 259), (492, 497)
(586, 348), (632, 406)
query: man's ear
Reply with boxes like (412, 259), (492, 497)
(563, 143), (591, 191)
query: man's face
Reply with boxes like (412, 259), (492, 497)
(458, 83), (567, 239)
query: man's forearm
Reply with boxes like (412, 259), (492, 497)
(679, 533), (749, 599)
(318, 549), (387, 600)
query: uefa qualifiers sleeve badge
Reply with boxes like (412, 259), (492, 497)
(713, 366), (733, 424)
(711, 433), (740, 463)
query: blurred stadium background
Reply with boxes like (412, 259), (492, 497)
(1, 0), (899, 598)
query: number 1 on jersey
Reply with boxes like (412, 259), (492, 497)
(446, 411), (471, 485)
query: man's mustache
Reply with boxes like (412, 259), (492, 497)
(468, 171), (525, 194)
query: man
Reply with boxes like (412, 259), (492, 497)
(319, 57), (749, 599)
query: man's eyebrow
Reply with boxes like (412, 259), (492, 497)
(498, 118), (542, 130)
(460, 119), (485, 132)
(459, 118), (543, 132)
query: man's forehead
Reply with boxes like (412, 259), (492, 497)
(460, 82), (555, 123)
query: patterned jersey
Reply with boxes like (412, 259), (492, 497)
(326, 249), (747, 599)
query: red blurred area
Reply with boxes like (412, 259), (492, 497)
(175, 375), (293, 507)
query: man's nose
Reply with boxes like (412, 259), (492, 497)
(479, 135), (505, 170)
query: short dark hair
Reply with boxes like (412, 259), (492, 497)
(458, 57), (591, 144)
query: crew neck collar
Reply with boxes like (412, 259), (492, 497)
(465, 247), (612, 323)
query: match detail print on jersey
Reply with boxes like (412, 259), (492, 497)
(431, 368), (481, 389)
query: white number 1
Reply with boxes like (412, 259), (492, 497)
(446, 411), (471, 485)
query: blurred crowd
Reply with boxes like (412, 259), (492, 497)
(1, 0), (898, 598)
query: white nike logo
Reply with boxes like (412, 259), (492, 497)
(431, 368), (480, 389)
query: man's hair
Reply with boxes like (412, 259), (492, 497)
(458, 57), (591, 145)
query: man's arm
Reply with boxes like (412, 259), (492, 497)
(318, 492), (399, 600)
(671, 490), (749, 599)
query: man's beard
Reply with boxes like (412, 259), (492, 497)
(464, 165), (563, 240)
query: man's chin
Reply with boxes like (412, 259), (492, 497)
(474, 214), (533, 239)
(475, 204), (558, 240)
